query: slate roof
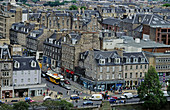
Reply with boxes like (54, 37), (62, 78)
(27, 29), (43, 39)
(43, 32), (62, 48)
(13, 56), (40, 71)
(123, 14), (170, 27)
(102, 17), (122, 26)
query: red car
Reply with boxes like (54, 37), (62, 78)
(64, 80), (71, 85)
(108, 96), (118, 100)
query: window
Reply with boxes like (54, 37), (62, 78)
(4, 64), (9, 69)
(106, 75), (109, 79)
(3, 79), (9, 86)
(140, 72), (142, 77)
(99, 59), (105, 64)
(140, 65), (142, 69)
(112, 66), (115, 72)
(14, 79), (17, 83)
(107, 67), (110, 72)
(134, 58), (138, 63)
(112, 74), (114, 79)
(2, 72), (9, 76)
(125, 66), (128, 70)
(100, 67), (103, 72)
(21, 79), (24, 83)
(141, 58), (145, 63)
(130, 73), (132, 78)
(119, 73), (121, 79)
(100, 75), (102, 80)
(130, 65), (132, 69)
(108, 58), (111, 63)
(119, 66), (122, 71)
(35, 70), (37, 75)
(31, 61), (36, 67)
(126, 59), (130, 63)
(145, 65), (147, 69)
(21, 71), (24, 75)
(28, 78), (30, 82)
(136, 65), (138, 69)
(125, 73), (127, 78)
(28, 70), (30, 74)
(115, 58), (120, 64)
(35, 78), (37, 82)
(136, 73), (138, 78)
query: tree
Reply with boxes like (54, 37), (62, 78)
(162, 3), (170, 7)
(0, 103), (13, 110)
(69, 5), (78, 10)
(138, 66), (167, 110)
(28, 102), (40, 110)
(32, 0), (39, 3)
(167, 79), (170, 96)
(80, 6), (86, 10)
(42, 100), (73, 110)
(13, 101), (29, 110)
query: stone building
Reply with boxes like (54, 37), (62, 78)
(0, 44), (13, 98)
(26, 28), (53, 60)
(61, 32), (100, 80)
(78, 49), (148, 91)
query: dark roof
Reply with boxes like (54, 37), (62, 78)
(102, 17), (122, 26)
(13, 56), (40, 71)
(27, 29), (44, 39)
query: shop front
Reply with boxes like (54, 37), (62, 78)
(14, 89), (28, 97)
(65, 69), (74, 80)
(80, 77), (125, 91)
(1, 87), (14, 98)
(2, 90), (13, 98)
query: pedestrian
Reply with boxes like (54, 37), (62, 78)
(74, 90), (75, 93)
(66, 91), (68, 95)
(43, 92), (45, 97)
(53, 86), (54, 89)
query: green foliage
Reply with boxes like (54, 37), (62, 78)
(28, 102), (40, 110)
(17, 0), (27, 4)
(0, 103), (13, 110)
(80, 6), (86, 10)
(13, 101), (29, 110)
(162, 3), (170, 7)
(2, 3), (6, 6)
(43, 0), (76, 7)
(42, 100), (73, 110)
(167, 79), (170, 96)
(69, 5), (78, 10)
(32, 0), (39, 3)
(138, 66), (167, 110)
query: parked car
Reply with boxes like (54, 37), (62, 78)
(57, 91), (63, 95)
(64, 80), (71, 85)
(109, 98), (116, 103)
(64, 84), (71, 90)
(83, 101), (93, 105)
(43, 96), (52, 101)
(120, 92), (133, 99)
(133, 94), (139, 98)
(70, 94), (80, 100)
(108, 96), (118, 100)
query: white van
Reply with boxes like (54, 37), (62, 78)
(89, 94), (103, 101)
(120, 92), (133, 99)
(163, 91), (169, 97)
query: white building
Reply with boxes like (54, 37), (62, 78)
(13, 56), (46, 97)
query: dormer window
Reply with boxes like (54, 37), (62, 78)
(134, 58), (138, 63)
(115, 58), (120, 64)
(126, 58), (130, 63)
(33, 33), (36, 37)
(31, 61), (36, 67)
(108, 58), (111, 63)
(141, 58), (145, 63)
(99, 59), (105, 64)
(14, 61), (20, 68)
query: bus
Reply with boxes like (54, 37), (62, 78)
(45, 71), (60, 85)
